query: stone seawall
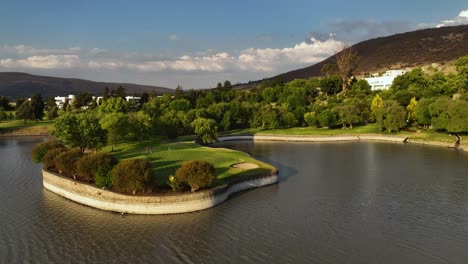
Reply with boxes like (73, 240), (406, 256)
(43, 169), (279, 215)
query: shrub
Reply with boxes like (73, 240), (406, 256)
(175, 160), (216, 192)
(76, 152), (117, 183)
(31, 139), (64, 163)
(42, 147), (66, 169)
(112, 159), (152, 194)
(54, 148), (83, 178)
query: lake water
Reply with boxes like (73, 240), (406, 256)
(1, 137), (468, 263)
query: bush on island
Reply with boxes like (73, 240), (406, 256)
(112, 159), (152, 195)
(175, 160), (216, 192)
(54, 148), (83, 178)
(76, 152), (117, 183)
(31, 139), (64, 163)
(42, 147), (66, 169)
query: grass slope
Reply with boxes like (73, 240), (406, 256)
(0, 120), (53, 136)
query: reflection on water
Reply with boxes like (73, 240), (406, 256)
(1, 137), (468, 263)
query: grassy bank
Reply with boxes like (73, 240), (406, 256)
(104, 141), (275, 186)
(0, 120), (53, 136)
(223, 123), (465, 147)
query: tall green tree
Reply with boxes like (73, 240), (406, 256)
(16, 101), (34, 123)
(191, 117), (217, 145)
(54, 113), (107, 153)
(30, 94), (45, 121)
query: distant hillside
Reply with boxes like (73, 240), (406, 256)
(235, 25), (468, 89)
(0, 72), (173, 97)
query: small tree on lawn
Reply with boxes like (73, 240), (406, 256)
(175, 160), (216, 192)
(112, 159), (152, 195)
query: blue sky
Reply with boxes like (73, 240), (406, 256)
(1, 0), (467, 89)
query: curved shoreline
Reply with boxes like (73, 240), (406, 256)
(217, 134), (466, 152)
(42, 169), (279, 215)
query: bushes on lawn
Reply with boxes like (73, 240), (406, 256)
(31, 139), (64, 163)
(54, 148), (83, 177)
(42, 147), (66, 169)
(76, 152), (117, 184)
(112, 159), (152, 194)
(175, 160), (216, 192)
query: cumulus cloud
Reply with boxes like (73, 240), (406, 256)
(437, 9), (468, 27)
(0, 55), (80, 69)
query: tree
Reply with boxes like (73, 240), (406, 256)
(112, 159), (152, 194)
(46, 105), (59, 120)
(191, 117), (217, 145)
(304, 112), (317, 127)
(128, 111), (152, 141)
(382, 101), (407, 133)
(30, 94), (45, 121)
(334, 46), (360, 95)
(99, 113), (129, 150)
(175, 85), (184, 98)
(406, 97), (418, 124)
(175, 160), (216, 192)
(116, 86), (126, 99)
(16, 101), (34, 123)
(370, 94), (384, 122)
(54, 113), (107, 153)
(99, 97), (128, 113)
(103, 86), (110, 100)
(223, 80), (232, 91)
(73, 93), (94, 109)
(414, 98), (433, 129)
(139, 92), (149, 107)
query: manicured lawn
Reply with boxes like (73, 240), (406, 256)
(257, 124), (380, 135)
(105, 141), (275, 186)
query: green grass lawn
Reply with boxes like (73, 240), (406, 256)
(257, 123), (380, 135)
(104, 141), (275, 186)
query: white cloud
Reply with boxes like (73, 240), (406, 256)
(236, 38), (345, 71)
(437, 9), (468, 27)
(0, 55), (80, 69)
(1, 45), (80, 55)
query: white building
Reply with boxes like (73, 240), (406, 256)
(54, 95), (75, 109)
(364, 70), (406, 91)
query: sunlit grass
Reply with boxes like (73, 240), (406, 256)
(104, 141), (274, 185)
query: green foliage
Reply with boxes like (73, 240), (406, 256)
(76, 152), (117, 183)
(31, 139), (64, 163)
(15, 100), (34, 123)
(191, 117), (217, 144)
(304, 112), (317, 127)
(46, 105), (59, 120)
(99, 112), (129, 147)
(42, 147), (66, 169)
(414, 98), (434, 128)
(30, 94), (45, 121)
(175, 160), (216, 192)
(112, 159), (152, 194)
(99, 97), (128, 113)
(406, 97), (418, 124)
(73, 93), (94, 109)
(54, 148), (83, 177)
(383, 101), (407, 133)
(54, 113), (107, 152)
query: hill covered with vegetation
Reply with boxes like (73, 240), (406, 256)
(0, 72), (173, 97)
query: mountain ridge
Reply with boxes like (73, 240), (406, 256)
(0, 72), (173, 97)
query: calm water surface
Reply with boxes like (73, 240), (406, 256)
(1, 137), (468, 263)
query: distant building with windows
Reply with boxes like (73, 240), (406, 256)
(364, 70), (406, 91)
